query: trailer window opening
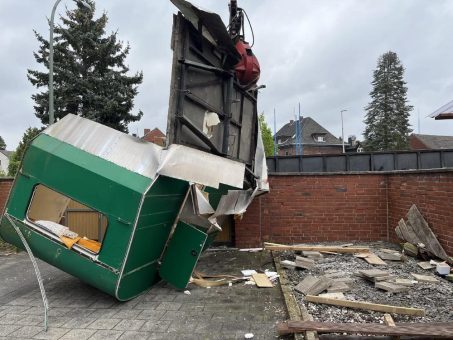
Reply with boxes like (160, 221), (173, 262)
(26, 184), (108, 254)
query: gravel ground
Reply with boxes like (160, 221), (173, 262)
(277, 241), (453, 324)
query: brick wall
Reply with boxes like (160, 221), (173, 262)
(387, 172), (453, 255)
(236, 171), (453, 256)
(0, 178), (13, 215)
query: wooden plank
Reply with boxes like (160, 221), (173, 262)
(410, 273), (439, 283)
(407, 204), (449, 260)
(302, 251), (324, 259)
(375, 281), (409, 293)
(417, 261), (435, 270)
(304, 295), (425, 316)
(383, 314), (396, 327)
(394, 279), (415, 287)
(383, 314), (399, 340)
(363, 253), (387, 266)
(280, 260), (297, 269)
(295, 256), (315, 269)
(358, 269), (389, 278)
(264, 243), (369, 253)
(308, 276), (332, 296)
(273, 254), (316, 340)
(319, 292), (345, 300)
(252, 273), (273, 288)
(327, 282), (350, 293)
(396, 218), (420, 245)
(277, 320), (452, 336)
(295, 275), (319, 295)
(379, 252), (403, 261)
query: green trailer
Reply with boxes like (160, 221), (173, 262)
(0, 0), (269, 305)
(0, 114), (249, 300)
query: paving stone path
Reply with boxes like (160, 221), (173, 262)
(0, 249), (287, 339)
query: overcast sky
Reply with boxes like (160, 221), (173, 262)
(1, 0), (453, 150)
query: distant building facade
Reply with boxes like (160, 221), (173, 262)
(0, 150), (12, 174)
(142, 128), (166, 147)
(409, 133), (453, 150)
(274, 117), (344, 156)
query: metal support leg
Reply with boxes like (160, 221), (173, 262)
(5, 214), (49, 331)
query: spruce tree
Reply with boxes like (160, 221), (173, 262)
(363, 51), (413, 151)
(27, 0), (143, 132)
(0, 136), (5, 150)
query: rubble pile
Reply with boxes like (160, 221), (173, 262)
(276, 241), (452, 324)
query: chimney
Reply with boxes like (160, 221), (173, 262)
(144, 128), (150, 136)
(290, 119), (294, 124)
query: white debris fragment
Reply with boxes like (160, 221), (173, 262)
(241, 269), (257, 277)
(184, 290), (191, 295)
(244, 333), (254, 339)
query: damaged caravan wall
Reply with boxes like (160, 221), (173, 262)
(0, 0), (268, 307)
(166, 0), (260, 179)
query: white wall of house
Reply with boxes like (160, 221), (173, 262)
(0, 152), (9, 174)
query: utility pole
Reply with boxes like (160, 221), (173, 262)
(341, 109), (348, 153)
(48, 0), (63, 125)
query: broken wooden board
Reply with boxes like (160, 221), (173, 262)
(252, 273), (273, 288)
(302, 251), (324, 259)
(410, 273), (439, 283)
(375, 281), (409, 293)
(417, 261), (435, 270)
(395, 218), (421, 245)
(358, 269), (389, 278)
(364, 253), (387, 265)
(277, 320), (452, 337)
(354, 252), (387, 265)
(394, 278), (416, 287)
(295, 275), (332, 295)
(407, 204), (449, 261)
(295, 256), (315, 270)
(319, 292), (345, 300)
(264, 242), (369, 253)
(327, 281), (350, 293)
(295, 275), (319, 295)
(304, 295), (425, 316)
(379, 252), (403, 261)
(383, 313), (396, 327)
(308, 276), (333, 296)
(280, 260), (297, 269)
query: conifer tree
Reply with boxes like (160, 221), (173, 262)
(363, 51), (413, 151)
(27, 0), (143, 132)
(0, 136), (5, 150)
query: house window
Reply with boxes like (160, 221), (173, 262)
(27, 185), (108, 254)
(313, 134), (326, 142)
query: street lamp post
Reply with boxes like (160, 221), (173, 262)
(48, 0), (92, 125)
(340, 109), (348, 153)
(48, 0), (63, 125)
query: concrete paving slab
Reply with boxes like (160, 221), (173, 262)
(0, 249), (287, 339)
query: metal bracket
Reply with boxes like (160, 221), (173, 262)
(5, 214), (49, 332)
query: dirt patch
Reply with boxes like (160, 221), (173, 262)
(275, 241), (453, 324)
(0, 237), (17, 255)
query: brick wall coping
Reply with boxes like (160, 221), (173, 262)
(269, 168), (453, 176)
